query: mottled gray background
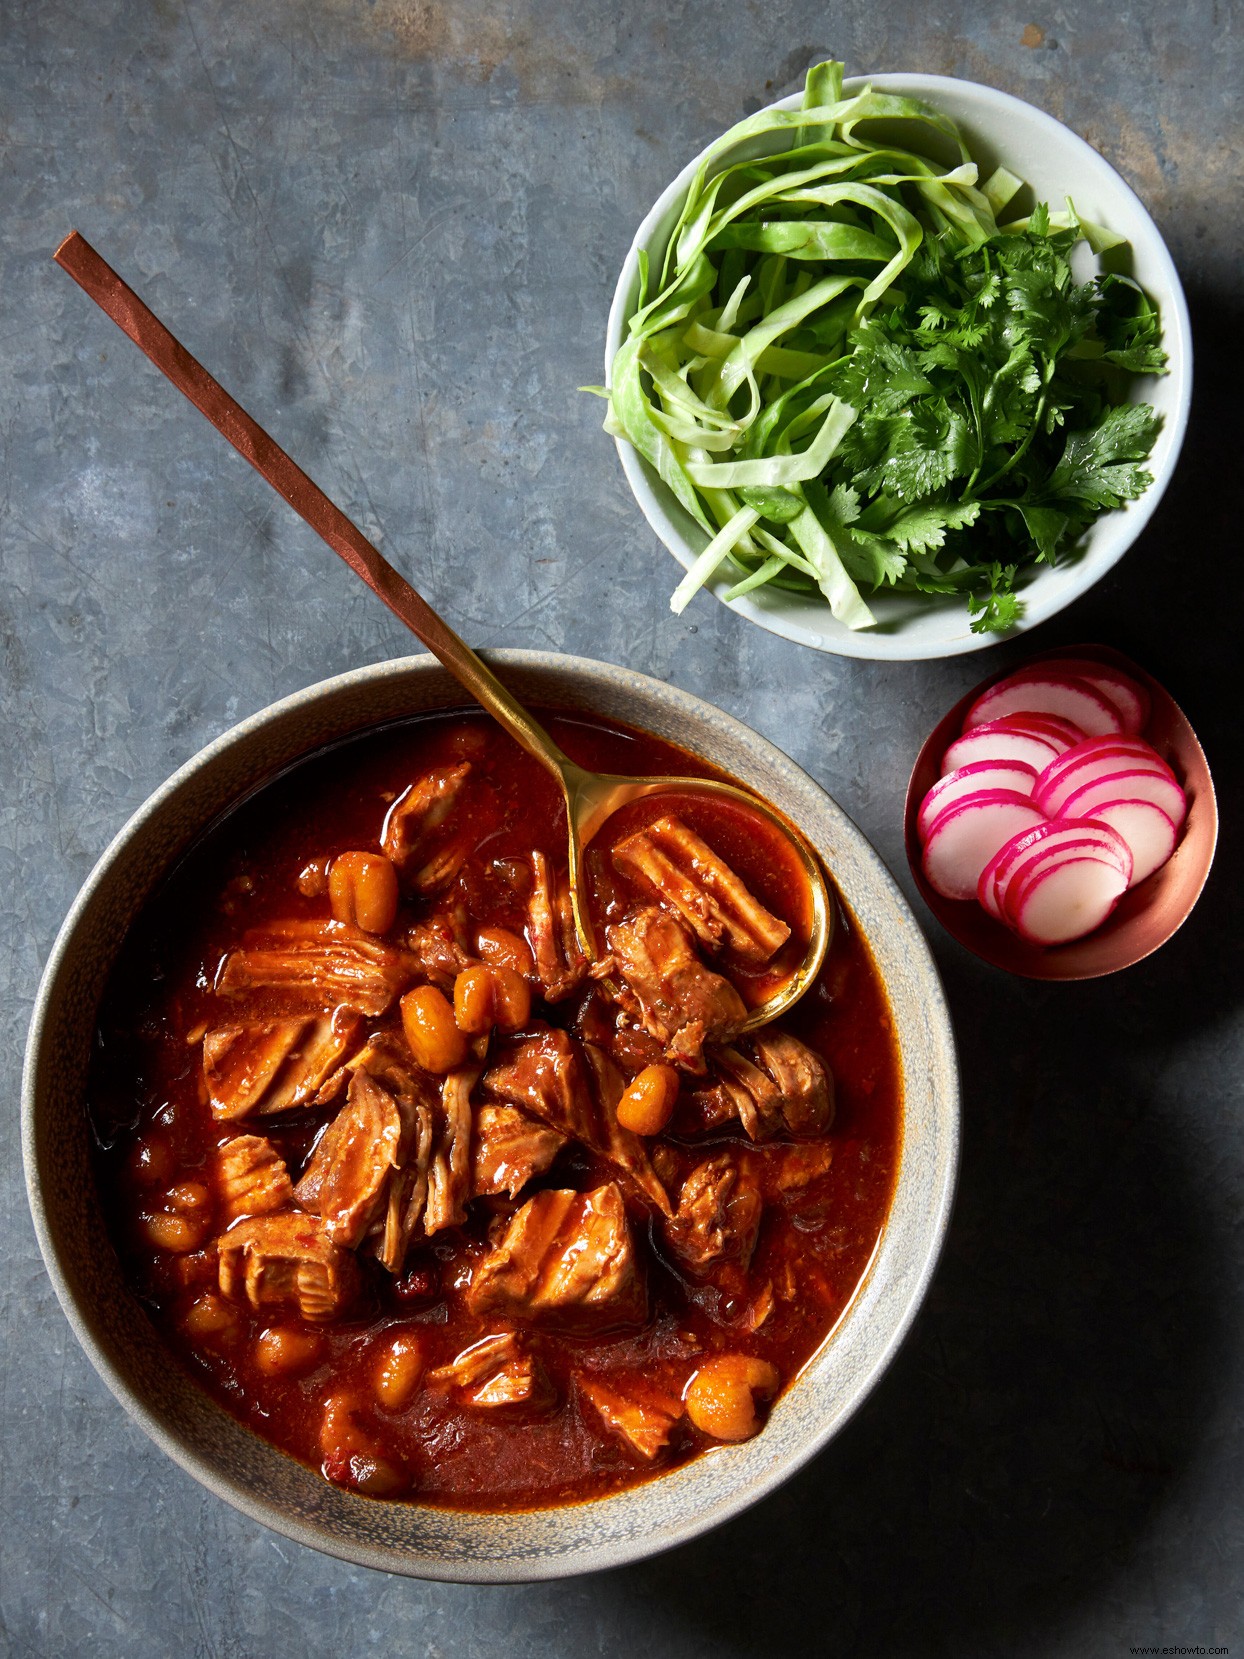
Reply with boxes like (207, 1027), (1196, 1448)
(2, 1), (1241, 1654)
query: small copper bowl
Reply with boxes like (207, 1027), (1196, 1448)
(904, 644), (1217, 979)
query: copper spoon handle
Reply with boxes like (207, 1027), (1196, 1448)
(52, 230), (577, 783)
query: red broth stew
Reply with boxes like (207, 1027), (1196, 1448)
(88, 709), (901, 1510)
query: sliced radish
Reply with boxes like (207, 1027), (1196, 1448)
(1036, 735), (1174, 794)
(918, 760), (1038, 841)
(964, 672), (1125, 737)
(980, 820), (1133, 919)
(1058, 768), (1187, 829)
(1085, 802), (1178, 887)
(993, 713), (1088, 753)
(1026, 658), (1150, 734)
(1036, 753), (1171, 818)
(922, 790), (1046, 901)
(941, 722), (1064, 776)
(1007, 854), (1129, 945)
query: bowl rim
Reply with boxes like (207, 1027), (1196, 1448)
(604, 69), (1194, 662)
(23, 649), (960, 1579)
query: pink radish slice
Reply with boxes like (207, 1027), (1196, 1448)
(941, 722), (1063, 776)
(1058, 768), (1188, 829)
(1031, 658), (1149, 734)
(918, 760), (1038, 841)
(1036, 753), (1171, 818)
(980, 820), (1133, 919)
(993, 713), (1087, 753)
(992, 829), (1132, 923)
(1006, 854), (1129, 945)
(964, 673), (1125, 738)
(922, 790), (1046, 901)
(1004, 659), (1150, 734)
(1036, 734), (1174, 793)
(1085, 802), (1178, 887)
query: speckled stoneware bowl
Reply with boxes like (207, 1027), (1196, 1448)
(23, 652), (959, 1582)
(605, 73), (1192, 660)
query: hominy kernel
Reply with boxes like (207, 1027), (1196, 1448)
(684, 1355), (780, 1442)
(142, 1211), (206, 1253)
(328, 851), (399, 934)
(616, 1064), (681, 1136)
(374, 1332), (425, 1411)
(476, 926), (536, 981)
(401, 986), (468, 1073)
(255, 1325), (325, 1378)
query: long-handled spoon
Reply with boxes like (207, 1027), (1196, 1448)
(53, 231), (830, 1028)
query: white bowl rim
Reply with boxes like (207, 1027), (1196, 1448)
(22, 649), (960, 1580)
(604, 70), (1193, 661)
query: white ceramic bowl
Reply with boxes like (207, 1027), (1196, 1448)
(24, 652), (959, 1580)
(605, 73), (1192, 661)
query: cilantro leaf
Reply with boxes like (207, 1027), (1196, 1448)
(968, 563), (1023, 633)
(1047, 403), (1162, 508)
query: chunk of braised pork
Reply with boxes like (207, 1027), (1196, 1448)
(483, 1025), (596, 1143)
(664, 1153), (763, 1275)
(427, 1332), (555, 1413)
(484, 1027), (668, 1213)
(294, 1069), (404, 1248)
(750, 1030), (834, 1136)
(577, 1373), (682, 1461)
(216, 1134), (293, 1223)
(714, 1031), (834, 1140)
(605, 907), (746, 1074)
(423, 1067), (478, 1235)
(528, 849), (587, 1001)
(317, 1035), (477, 1265)
(467, 1184), (645, 1329)
(580, 1042), (672, 1215)
(217, 1212), (358, 1321)
(215, 920), (416, 1018)
(612, 815), (791, 964)
(403, 914), (474, 994)
(381, 763), (472, 893)
(471, 1104), (566, 1199)
(203, 1007), (362, 1119)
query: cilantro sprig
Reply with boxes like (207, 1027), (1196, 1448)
(601, 63), (1167, 633)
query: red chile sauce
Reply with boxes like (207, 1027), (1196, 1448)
(88, 709), (902, 1511)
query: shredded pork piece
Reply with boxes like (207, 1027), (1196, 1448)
(294, 1069), (404, 1247)
(427, 1332), (554, 1412)
(420, 1067), (477, 1235)
(471, 1104), (566, 1199)
(403, 915), (475, 994)
(381, 764), (472, 887)
(577, 1373), (682, 1460)
(580, 1041), (671, 1215)
(605, 907), (746, 1073)
(216, 1211), (358, 1321)
(216, 1134), (293, 1223)
(203, 1007), (362, 1119)
(712, 1031), (834, 1141)
(528, 849), (587, 1000)
(484, 1027), (669, 1213)
(467, 1184), (646, 1328)
(612, 815), (791, 963)
(215, 920), (415, 1017)
(664, 1153), (763, 1274)
(750, 1030), (834, 1135)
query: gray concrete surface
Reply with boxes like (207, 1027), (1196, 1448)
(2, 1), (1241, 1654)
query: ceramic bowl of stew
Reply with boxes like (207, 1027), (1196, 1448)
(23, 650), (958, 1581)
